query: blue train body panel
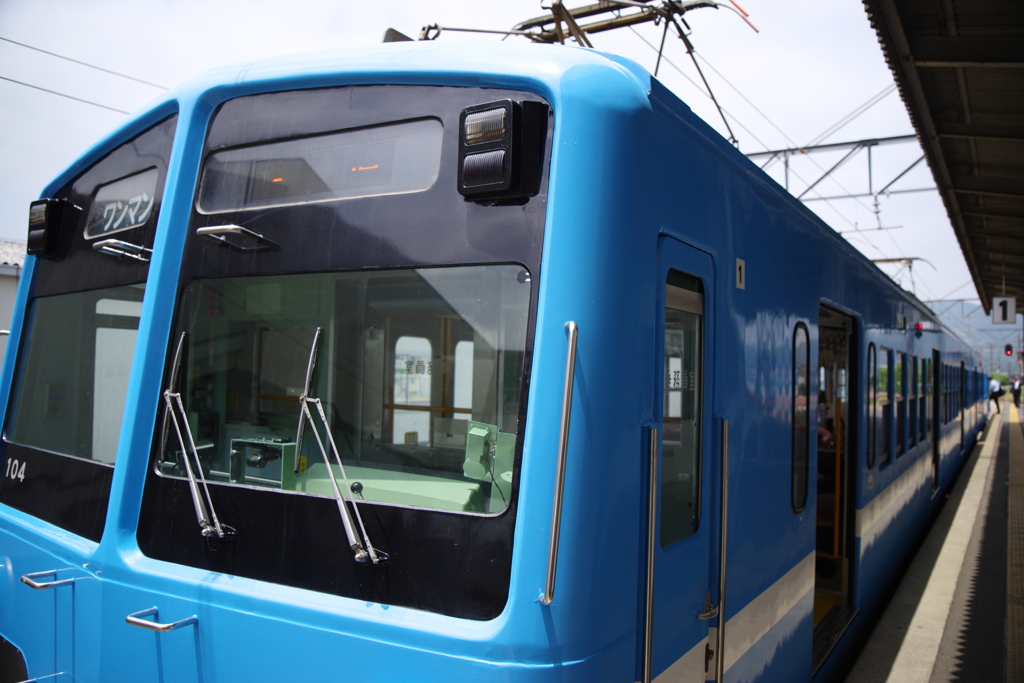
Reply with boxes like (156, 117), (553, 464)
(0, 42), (983, 682)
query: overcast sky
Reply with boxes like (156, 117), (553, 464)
(0, 0), (976, 303)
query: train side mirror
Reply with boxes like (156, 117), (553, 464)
(27, 198), (79, 259)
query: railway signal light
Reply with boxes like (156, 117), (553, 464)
(1005, 344), (1013, 356)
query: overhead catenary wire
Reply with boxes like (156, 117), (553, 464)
(806, 83), (896, 147)
(0, 36), (168, 90)
(691, 51), (912, 267)
(627, 26), (769, 150)
(688, 49), (902, 259)
(626, 24), (887, 256)
(693, 52), (798, 149)
(0, 75), (129, 114)
(500, 3), (906, 264)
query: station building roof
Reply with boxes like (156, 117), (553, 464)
(0, 242), (25, 270)
(863, 0), (1024, 312)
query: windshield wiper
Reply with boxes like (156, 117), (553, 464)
(295, 327), (387, 566)
(162, 332), (234, 541)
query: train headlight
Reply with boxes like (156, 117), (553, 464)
(458, 99), (548, 201)
(464, 107), (507, 146)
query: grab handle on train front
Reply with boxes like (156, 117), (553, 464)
(540, 321), (578, 606)
(20, 570), (74, 590)
(126, 607), (197, 632)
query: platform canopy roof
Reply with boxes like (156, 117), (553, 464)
(863, 0), (1024, 311)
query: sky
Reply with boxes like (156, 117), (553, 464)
(0, 0), (978, 305)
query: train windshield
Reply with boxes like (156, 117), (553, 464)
(159, 265), (529, 514)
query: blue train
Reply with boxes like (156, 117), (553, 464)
(0, 42), (985, 682)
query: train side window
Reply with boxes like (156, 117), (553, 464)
(392, 336), (433, 446)
(948, 365), (953, 423)
(921, 359), (929, 442)
(943, 365), (949, 424)
(661, 271), (703, 546)
(791, 323), (809, 514)
(909, 357), (918, 448)
(878, 348), (891, 468)
(8, 285), (145, 463)
(895, 352), (905, 457)
(453, 340), (474, 416)
(947, 366), (952, 423)
(867, 343), (876, 469)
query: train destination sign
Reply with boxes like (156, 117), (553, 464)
(86, 167), (159, 238)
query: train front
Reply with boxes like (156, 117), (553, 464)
(0, 43), (649, 681)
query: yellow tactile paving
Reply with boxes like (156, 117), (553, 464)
(1008, 405), (1024, 682)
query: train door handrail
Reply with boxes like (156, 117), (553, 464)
(642, 427), (659, 682)
(541, 321), (578, 606)
(715, 418), (730, 682)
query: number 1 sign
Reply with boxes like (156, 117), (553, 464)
(993, 297), (1016, 324)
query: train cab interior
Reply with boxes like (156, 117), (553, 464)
(157, 265), (530, 515)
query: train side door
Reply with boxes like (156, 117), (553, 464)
(931, 350), (940, 491)
(642, 236), (716, 682)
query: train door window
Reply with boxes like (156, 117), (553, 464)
(792, 323), (809, 513)
(909, 357), (918, 448)
(661, 270), (703, 546)
(867, 343), (876, 469)
(895, 352), (905, 457)
(931, 352), (941, 490)
(878, 348), (891, 468)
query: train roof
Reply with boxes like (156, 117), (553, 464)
(40, 40), (971, 356)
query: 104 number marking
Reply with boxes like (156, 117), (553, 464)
(4, 458), (25, 483)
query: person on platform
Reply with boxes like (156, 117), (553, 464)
(1012, 376), (1022, 409)
(989, 376), (1003, 413)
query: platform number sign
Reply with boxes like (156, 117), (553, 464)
(993, 297), (1016, 324)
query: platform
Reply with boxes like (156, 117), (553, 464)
(843, 403), (1023, 682)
